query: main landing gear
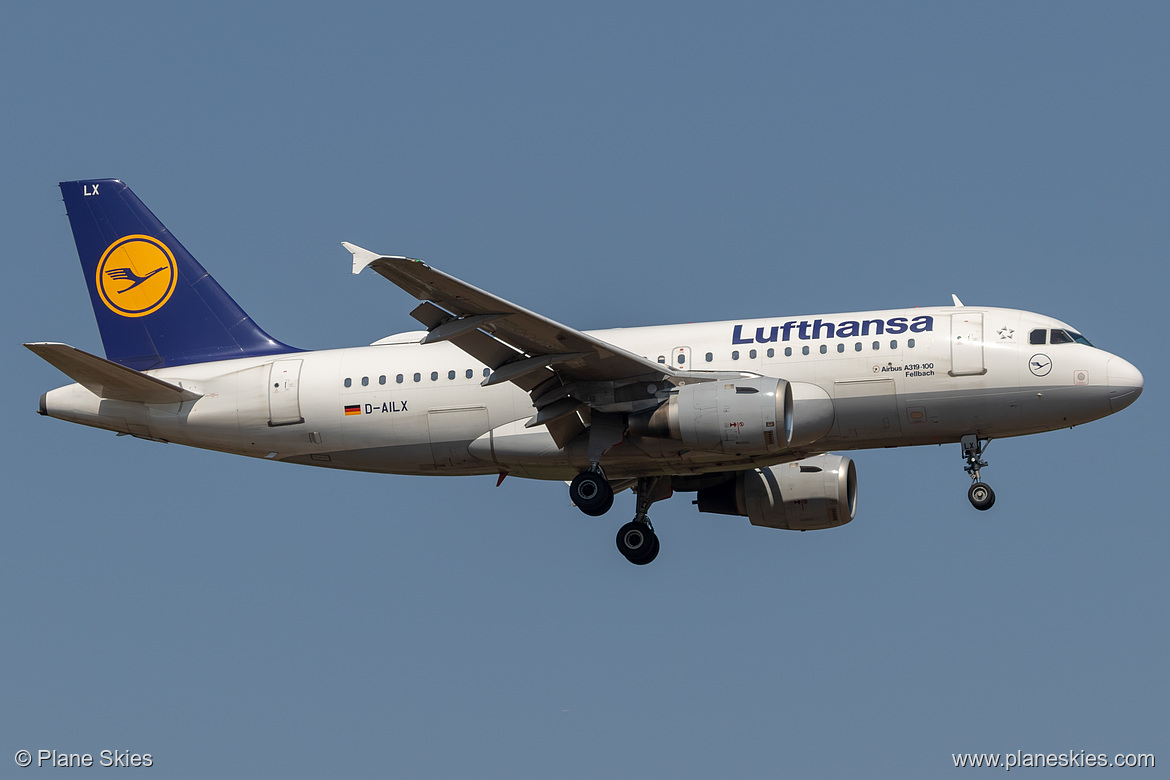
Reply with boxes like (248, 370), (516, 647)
(961, 434), (996, 511)
(568, 470), (670, 565)
(569, 468), (614, 516)
(616, 476), (671, 566)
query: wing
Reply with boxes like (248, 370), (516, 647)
(345, 243), (683, 447)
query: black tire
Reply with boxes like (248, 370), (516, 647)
(968, 482), (996, 511)
(570, 471), (614, 516)
(616, 521), (658, 565)
(638, 533), (660, 565)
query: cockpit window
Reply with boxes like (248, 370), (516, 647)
(1047, 329), (1094, 347)
(1029, 329), (1047, 345)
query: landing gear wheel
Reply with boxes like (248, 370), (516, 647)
(968, 482), (996, 511)
(570, 471), (614, 516)
(616, 521), (659, 565)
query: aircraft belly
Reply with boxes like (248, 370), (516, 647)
(830, 379), (902, 441)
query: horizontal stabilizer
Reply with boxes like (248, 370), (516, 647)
(24, 342), (201, 404)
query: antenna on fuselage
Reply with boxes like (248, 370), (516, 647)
(951, 294), (965, 307)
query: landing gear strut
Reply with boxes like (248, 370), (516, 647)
(571, 413), (625, 517)
(616, 476), (671, 565)
(961, 434), (996, 511)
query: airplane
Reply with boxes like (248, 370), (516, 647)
(27, 179), (1144, 565)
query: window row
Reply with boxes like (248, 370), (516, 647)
(344, 367), (492, 388)
(656, 339), (917, 365)
(344, 336), (925, 387)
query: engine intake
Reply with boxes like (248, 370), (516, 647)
(695, 454), (857, 531)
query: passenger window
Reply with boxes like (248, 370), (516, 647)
(1050, 329), (1073, 345)
(872, 341), (880, 351)
(854, 342), (862, 352)
(483, 368), (491, 378)
(379, 375), (386, 385)
(430, 371), (438, 381)
(907, 338), (915, 348)
(448, 370), (456, 380)
(749, 349), (757, 359)
(344, 378), (352, 388)
(802, 346), (810, 356)
(466, 369), (473, 379)
(678, 353), (686, 365)
(705, 352), (713, 363)
(784, 347), (792, 357)
(1029, 329), (1047, 345)
(361, 376), (369, 387)
(413, 373), (421, 383)
(836, 343), (845, 353)
(732, 351), (739, 360)
(819, 345), (827, 354)
(890, 340), (898, 349)
(766, 348), (774, 358)
(396, 374), (404, 384)
(657, 356), (666, 364)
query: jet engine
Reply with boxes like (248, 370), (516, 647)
(630, 377), (792, 454)
(694, 454), (857, 531)
(629, 378), (834, 455)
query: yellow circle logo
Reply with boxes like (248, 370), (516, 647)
(96, 235), (178, 318)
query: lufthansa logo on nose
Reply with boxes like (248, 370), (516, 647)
(96, 235), (178, 318)
(1028, 353), (1052, 377)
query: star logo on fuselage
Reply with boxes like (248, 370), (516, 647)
(998, 326), (1015, 340)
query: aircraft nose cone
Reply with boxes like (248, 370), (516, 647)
(1107, 357), (1143, 413)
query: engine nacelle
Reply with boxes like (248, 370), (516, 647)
(788, 381), (835, 448)
(695, 454), (857, 531)
(630, 378), (835, 454)
(631, 377), (793, 455)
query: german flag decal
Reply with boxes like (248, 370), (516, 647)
(344, 405), (361, 416)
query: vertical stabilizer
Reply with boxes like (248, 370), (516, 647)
(59, 179), (298, 370)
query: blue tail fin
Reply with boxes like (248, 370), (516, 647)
(59, 179), (299, 370)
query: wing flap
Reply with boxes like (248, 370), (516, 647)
(25, 342), (201, 404)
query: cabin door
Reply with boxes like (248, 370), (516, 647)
(950, 312), (986, 376)
(268, 359), (304, 427)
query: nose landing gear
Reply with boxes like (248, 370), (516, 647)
(961, 434), (996, 511)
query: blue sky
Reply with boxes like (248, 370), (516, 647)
(1, 3), (1165, 777)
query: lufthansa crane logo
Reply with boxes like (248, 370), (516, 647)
(95, 235), (178, 317)
(1028, 353), (1052, 377)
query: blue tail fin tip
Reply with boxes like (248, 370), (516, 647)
(59, 179), (299, 370)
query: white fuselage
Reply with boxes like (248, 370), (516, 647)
(41, 305), (1142, 481)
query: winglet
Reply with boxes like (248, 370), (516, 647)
(951, 294), (965, 307)
(343, 242), (383, 275)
